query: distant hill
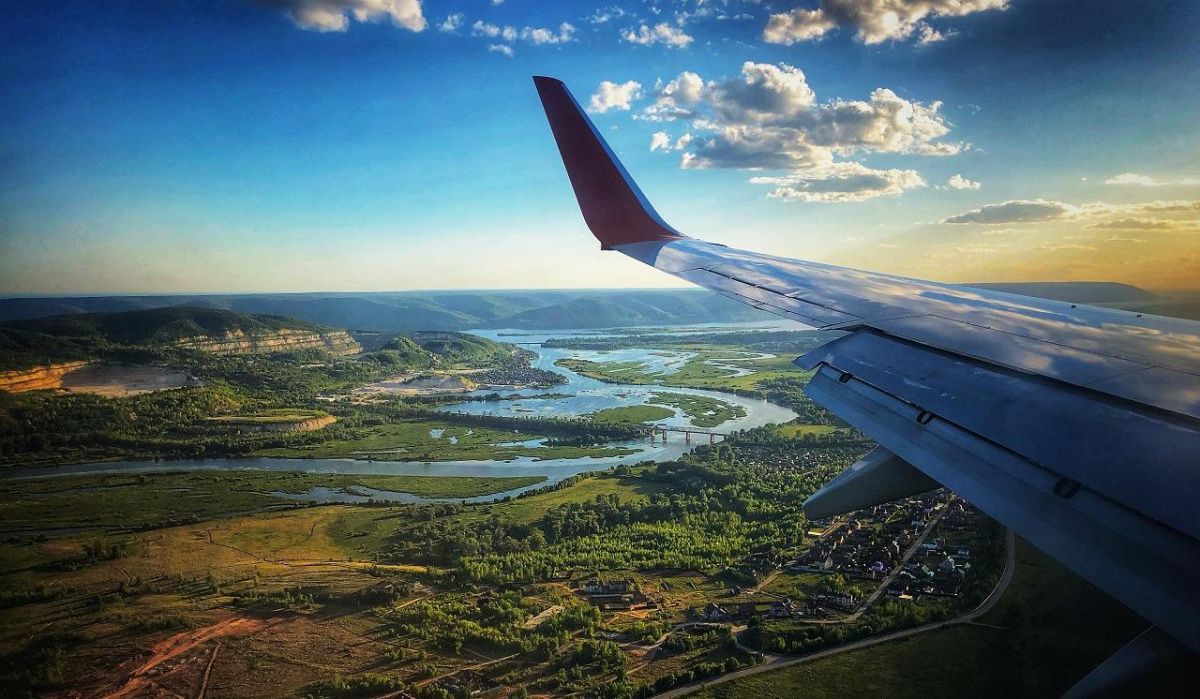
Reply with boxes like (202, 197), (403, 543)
(500, 291), (767, 329)
(0, 307), (358, 370)
(0, 282), (1179, 336)
(2, 307), (329, 345)
(0, 290), (771, 331)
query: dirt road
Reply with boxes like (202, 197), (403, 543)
(101, 615), (277, 699)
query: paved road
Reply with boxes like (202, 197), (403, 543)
(652, 528), (1017, 699)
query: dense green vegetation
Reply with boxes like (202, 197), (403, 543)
(648, 392), (746, 428)
(256, 417), (637, 462)
(0, 420), (1018, 698)
(0, 314), (613, 466)
(556, 350), (835, 422)
(0, 307), (342, 369)
(697, 541), (1154, 699)
(589, 404), (675, 425)
(0, 471), (546, 533)
(0, 316), (1039, 698)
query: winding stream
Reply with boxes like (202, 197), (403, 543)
(6, 322), (804, 504)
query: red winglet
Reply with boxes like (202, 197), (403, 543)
(534, 76), (684, 249)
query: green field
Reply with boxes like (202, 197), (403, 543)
(0, 470), (546, 534)
(589, 404), (676, 425)
(557, 347), (806, 393)
(774, 423), (839, 438)
(207, 408), (331, 425)
(256, 418), (636, 461)
(648, 392), (746, 428)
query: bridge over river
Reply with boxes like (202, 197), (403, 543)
(650, 425), (727, 443)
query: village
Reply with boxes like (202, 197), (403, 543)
(565, 492), (993, 632)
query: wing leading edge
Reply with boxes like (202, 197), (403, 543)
(533, 76), (1200, 665)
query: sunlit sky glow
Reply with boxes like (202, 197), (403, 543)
(2, 0), (1198, 294)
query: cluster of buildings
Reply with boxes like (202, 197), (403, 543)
(793, 492), (953, 582)
(574, 578), (657, 612)
(888, 531), (974, 599)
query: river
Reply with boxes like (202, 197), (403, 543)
(5, 322), (805, 503)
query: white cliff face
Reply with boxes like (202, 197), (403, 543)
(0, 330), (360, 393)
(0, 361), (92, 392)
(171, 329), (361, 355)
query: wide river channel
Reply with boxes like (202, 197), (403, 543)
(4, 323), (803, 504)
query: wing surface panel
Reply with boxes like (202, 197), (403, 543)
(620, 237), (1200, 419)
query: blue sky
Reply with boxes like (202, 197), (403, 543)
(2, 0), (1198, 293)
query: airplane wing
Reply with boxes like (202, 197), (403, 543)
(533, 76), (1200, 685)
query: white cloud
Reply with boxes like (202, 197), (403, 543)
(524, 23), (576, 45)
(588, 80), (644, 113)
(640, 62), (961, 203)
(1105, 172), (1200, 186)
(256, 0), (427, 32)
(642, 71), (706, 121)
(763, 8), (836, 44)
(943, 199), (1073, 224)
(621, 22), (694, 48)
(472, 20), (574, 46)
(487, 43), (514, 57)
(942, 198), (1200, 225)
(750, 162), (926, 203)
(649, 131), (693, 152)
(916, 23), (950, 44)
(587, 6), (626, 24)
(763, 0), (1008, 46)
(648, 63), (959, 166)
(944, 173), (981, 190)
(438, 12), (462, 32)
(1106, 172), (1159, 186)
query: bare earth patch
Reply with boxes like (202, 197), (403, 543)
(59, 364), (196, 397)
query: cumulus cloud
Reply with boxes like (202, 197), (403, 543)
(640, 62), (958, 202)
(621, 23), (695, 48)
(1105, 172), (1200, 186)
(944, 173), (981, 189)
(650, 131), (693, 152)
(487, 43), (514, 57)
(642, 71), (706, 121)
(588, 80), (643, 113)
(438, 12), (462, 32)
(943, 199), (1073, 224)
(763, 8), (836, 44)
(750, 162), (926, 203)
(763, 0), (1008, 46)
(943, 198), (1200, 225)
(255, 0), (427, 32)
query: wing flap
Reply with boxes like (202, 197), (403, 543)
(803, 356), (1200, 653)
(799, 330), (1200, 543)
